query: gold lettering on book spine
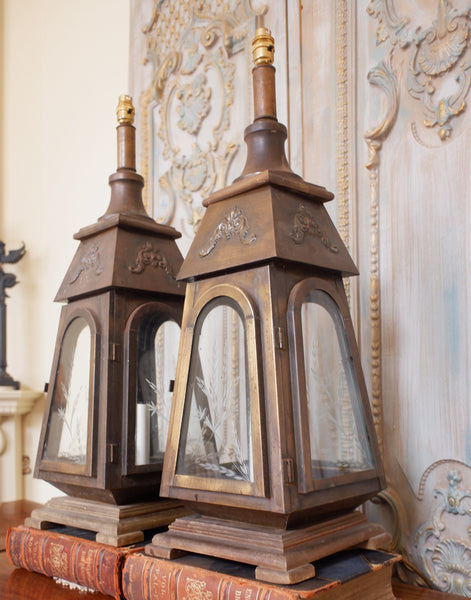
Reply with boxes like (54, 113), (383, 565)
(49, 541), (68, 579)
(183, 577), (214, 600)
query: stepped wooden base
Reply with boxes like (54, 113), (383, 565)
(25, 495), (187, 546)
(146, 511), (390, 585)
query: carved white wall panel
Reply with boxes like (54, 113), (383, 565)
(130, 0), (272, 254)
(130, 0), (471, 592)
(0, 390), (42, 502)
(359, 0), (471, 591)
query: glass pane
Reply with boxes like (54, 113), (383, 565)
(302, 290), (374, 480)
(135, 319), (180, 465)
(176, 298), (252, 483)
(43, 317), (91, 465)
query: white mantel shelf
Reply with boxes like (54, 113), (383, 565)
(0, 388), (44, 502)
(0, 389), (43, 417)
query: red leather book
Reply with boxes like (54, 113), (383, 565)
(6, 525), (142, 599)
(122, 549), (400, 600)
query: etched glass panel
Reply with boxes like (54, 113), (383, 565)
(302, 290), (374, 480)
(176, 298), (252, 482)
(135, 319), (180, 465)
(43, 317), (91, 465)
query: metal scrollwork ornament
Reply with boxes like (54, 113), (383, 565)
(0, 241), (26, 389)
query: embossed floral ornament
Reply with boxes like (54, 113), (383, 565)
(199, 206), (256, 256)
(368, 0), (471, 141)
(140, 0), (265, 234)
(69, 245), (103, 283)
(415, 0), (468, 76)
(128, 241), (174, 278)
(415, 469), (471, 595)
(176, 74), (211, 135)
(290, 203), (339, 253)
(431, 540), (471, 596)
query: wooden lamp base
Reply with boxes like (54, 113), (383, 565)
(25, 495), (187, 546)
(146, 510), (391, 584)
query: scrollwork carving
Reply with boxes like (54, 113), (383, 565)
(176, 74), (212, 135)
(69, 245), (103, 284)
(363, 57), (398, 453)
(129, 241), (175, 278)
(415, 469), (471, 596)
(368, 0), (471, 142)
(199, 207), (256, 257)
(139, 0), (266, 239)
(289, 204), (339, 252)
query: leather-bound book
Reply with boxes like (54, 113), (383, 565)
(6, 525), (145, 599)
(122, 549), (400, 600)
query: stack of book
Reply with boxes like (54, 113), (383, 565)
(6, 525), (400, 600)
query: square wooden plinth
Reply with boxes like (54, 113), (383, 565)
(146, 511), (390, 584)
(25, 495), (187, 546)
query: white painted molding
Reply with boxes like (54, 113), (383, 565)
(0, 389), (43, 501)
(0, 389), (43, 419)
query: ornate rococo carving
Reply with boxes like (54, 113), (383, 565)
(199, 207), (256, 257)
(368, 0), (471, 142)
(290, 204), (338, 252)
(139, 0), (266, 237)
(364, 57), (399, 453)
(415, 467), (471, 596)
(129, 241), (175, 278)
(69, 245), (103, 284)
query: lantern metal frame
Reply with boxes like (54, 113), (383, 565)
(147, 30), (389, 583)
(28, 96), (187, 546)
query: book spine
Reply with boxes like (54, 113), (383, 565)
(122, 554), (297, 600)
(6, 526), (123, 599)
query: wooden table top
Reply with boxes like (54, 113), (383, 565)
(0, 500), (463, 600)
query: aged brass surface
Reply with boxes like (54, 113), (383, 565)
(117, 94), (135, 124)
(150, 29), (388, 582)
(31, 97), (187, 544)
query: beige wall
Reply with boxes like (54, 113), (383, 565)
(0, 0), (130, 502)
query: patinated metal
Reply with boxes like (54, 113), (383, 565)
(149, 28), (389, 583)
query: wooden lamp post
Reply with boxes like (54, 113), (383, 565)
(147, 29), (389, 583)
(28, 96), (187, 546)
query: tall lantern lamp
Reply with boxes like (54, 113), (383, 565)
(148, 30), (390, 583)
(27, 96), (187, 546)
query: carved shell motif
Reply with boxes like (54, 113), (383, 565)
(416, 0), (469, 75)
(368, 0), (471, 141)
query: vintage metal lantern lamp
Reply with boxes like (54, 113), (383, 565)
(28, 96), (186, 545)
(149, 30), (388, 582)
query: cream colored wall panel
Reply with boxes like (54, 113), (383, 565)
(129, 0), (471, 592)
(130, 0), (271, 254)
(359, 0), (471, 591)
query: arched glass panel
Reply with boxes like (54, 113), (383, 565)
(176, 298), (252, 482)
(135, 319), (180, 465)
(43, 317), (91, 465)
(301, 290), (374, 480)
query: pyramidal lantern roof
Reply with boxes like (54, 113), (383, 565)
(178, 29), (358, 281)
(55, 95), (184, 303)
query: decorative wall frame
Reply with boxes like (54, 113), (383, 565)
(367, 0), (471, 144)
(136, 0), (266, 247)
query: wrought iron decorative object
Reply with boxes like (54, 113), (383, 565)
(28, 96), (187, 546)
(0, 241), (26, 390)
(148, 29), (389, 583)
